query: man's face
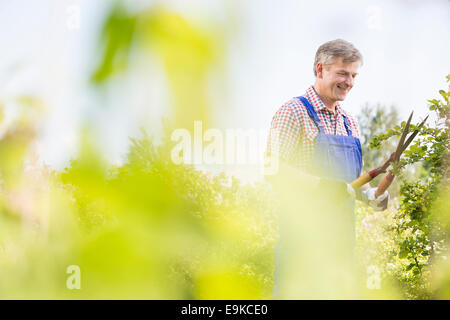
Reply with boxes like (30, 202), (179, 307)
(316, 57), (360, 103)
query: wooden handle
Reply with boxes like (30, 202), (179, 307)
(350, 168), (382, 189)
(376, 171), (394, 198)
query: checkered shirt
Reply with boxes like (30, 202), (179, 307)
(266, 86), (360, 171)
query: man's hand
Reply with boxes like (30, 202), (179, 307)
(362, 187), (389, 211)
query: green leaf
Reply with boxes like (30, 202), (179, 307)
(406, 263), (415, 271)
(399, 250), (409, 259)
(407, 220), (417, 227)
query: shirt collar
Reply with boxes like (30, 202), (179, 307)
(305, 85), (344, 116)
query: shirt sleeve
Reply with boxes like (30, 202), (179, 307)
(266, 104), (302, 165)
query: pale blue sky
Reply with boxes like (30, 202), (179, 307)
(0, 0), (449, 177)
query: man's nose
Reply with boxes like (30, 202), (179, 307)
(345, 76), (354, 87)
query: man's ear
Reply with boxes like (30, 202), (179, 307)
(316, 62), (323, 78)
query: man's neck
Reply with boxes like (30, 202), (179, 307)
(312, 85), (337, 114)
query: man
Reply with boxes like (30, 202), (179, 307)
(266, 39), (388, 298)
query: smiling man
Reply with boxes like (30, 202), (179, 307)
(266, 39), (389, 203)
(267, 39), (362, 174)
(266, 39), (389, 298)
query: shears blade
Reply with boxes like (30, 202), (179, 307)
(394, 111), (413, 161)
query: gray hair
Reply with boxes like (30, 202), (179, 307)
(313, 39), (363, 76)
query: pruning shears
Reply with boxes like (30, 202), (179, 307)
(350, 111), (429, 201)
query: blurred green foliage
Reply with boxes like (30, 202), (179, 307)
(64, 127), (278, 299)
(91, 1), (224, 129)
(0, 120), (278, 298)
(91, 2), (136, 84)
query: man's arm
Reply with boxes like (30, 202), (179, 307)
(265, 103), (321, 188)
(265, 103), (302, 169)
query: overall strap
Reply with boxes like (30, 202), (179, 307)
(298, 96), (354, 137)
(342, 115), (353, 137)
(297, 96), (324, 133)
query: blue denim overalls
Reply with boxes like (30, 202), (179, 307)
(297, 96), (362, 182)
(273, 95), (363, 298)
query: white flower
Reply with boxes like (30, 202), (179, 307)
(362, 216), (373, 230)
